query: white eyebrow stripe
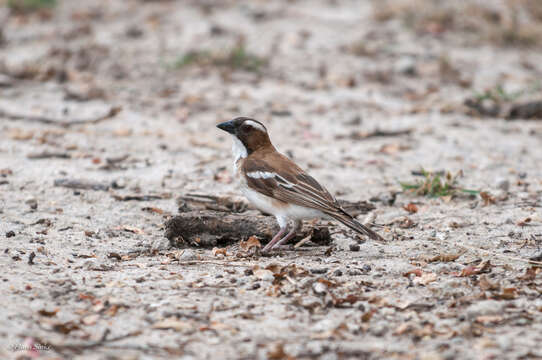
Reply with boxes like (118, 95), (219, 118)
(243, 120), (266, 133)
(246, 171), (276, 179)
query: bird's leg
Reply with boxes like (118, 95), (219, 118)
(272, 220), (302, 249)
(262, 225), (288, 252)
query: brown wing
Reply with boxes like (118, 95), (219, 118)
(241, 152), (340, 213)
(241, 151), (384, 241)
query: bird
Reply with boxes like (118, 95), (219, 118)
(216, 117), (383, 252)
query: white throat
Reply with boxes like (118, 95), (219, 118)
(231, 136), (248, 170)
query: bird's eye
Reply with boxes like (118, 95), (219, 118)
(240, 125), (250, 133)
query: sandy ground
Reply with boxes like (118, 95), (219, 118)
(1, 0), (542, 359)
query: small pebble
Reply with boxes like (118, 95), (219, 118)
(369, 321), (388, 336)
(347, 269), (363, 276)
(349, 244), (360, 252)
(179, 250), (197, 261)
(244, 269), (253, 276)
(333, 269), (343, 276)
(310, 268), (328, 274)
(26, 199), (38, 210)
(495, 178), (510, 191)
(254, 269), (274, 282)
(300, 296), (322, 310)
(312, 281), (327, 295)
(28, 252), (36, 265)
(395, 56), (417, 76)
(112, 178), (126, 189)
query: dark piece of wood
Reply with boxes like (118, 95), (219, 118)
(54, 178), (110, 191)
(164, 210), (331, 248)
(507, 101), (542, 120)
(0, 104), (121, 127)
(177, 193), (375, 216)
(166, 193), (375, 248)
(177, 193), (250, 213)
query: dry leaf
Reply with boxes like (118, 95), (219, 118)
(403, 269), (423, 277)
(333, 294), (359, 306)
(152, 319), (193, 332)
(267, 342), (292, 360)
(119, 226), (144, 234)
(207, 321), (237, 333)
(428, 254), (461, 263)
(449, 221), (468, 229)
(265, 264), (282, 274)
(413, 272), (437, 285)
(142, 207), (164, 214)
(476, 315), (503, 324)
(361, 309), (376, 323)
(9, 129), (34, 140)
(240, 236), (261, 252)
(441, 195), (453, 203)
(495, 287), (517, 300)
(519, 267), (540, 281)
(394, 322), (413, 335)
(479, 275), (499, 291)
(38, 308), (59, 317)
(78, 293), (95, 301)
(379, 143), (410, 155)
(455, 260), (492, 277)
(317, 278), (338, 288)
(81, 314), (99, 326)
(105, 304), (120, 317)
(113, 128), (133, 137)
(53, 321), (80, 334)
(403, 203), (418, 213)
(212, 247), (227, 257)
(480, 191), (496, 206)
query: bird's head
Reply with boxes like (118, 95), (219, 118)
(217, 117), (273, 155)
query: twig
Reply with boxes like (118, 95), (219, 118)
(27, 152), (71, 160)
(0, 105), (121, 127)
(54, 178), (110, 191)
(181, 260), (252, 267)
(285, 275), (298, 286)
(294, 234), (312, 249)
(432, 238), (542, 266)
(338, 128), (412, 140)
(45, 330), (142, 354)
(457, 243), (542, 266)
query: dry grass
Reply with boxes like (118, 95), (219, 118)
(399, 169), (479, 198)
(173, 43), (267, 73)
(7, 0), (56, 13)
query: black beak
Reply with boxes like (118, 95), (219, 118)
(216, 120), (236, 134)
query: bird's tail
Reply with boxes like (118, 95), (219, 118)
(326, 210), (384, 242)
